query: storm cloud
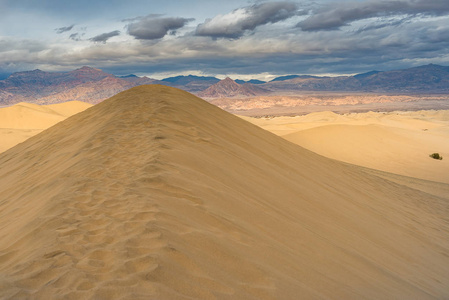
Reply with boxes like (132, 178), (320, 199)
(127, 16), (193, 40)
(90, 30), (121, 43)
(297, 0), (449, 31)
(2, 0), (449, 79)
(55, 24), (74, 34)
(69, 33), (85, 41)
(196, 1), (302, 39)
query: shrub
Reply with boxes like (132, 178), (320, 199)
(429, 153), (443, 160)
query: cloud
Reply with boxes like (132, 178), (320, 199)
(353, 16), (413, 34)
(196, 1), (302, 39)
(55, 24), (75, 34)
(2, 1), (449, 79)
(0, 38), (45, 53)
(3, 22), (449, 80)
(122, 14), (163, 22)
(297, 0), (449, 31)
(89, 30), (121, 43)
(127, 15), (193, 40)
(69, 33), (85, 41)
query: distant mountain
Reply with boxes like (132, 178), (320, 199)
(270, 75), (300, 82)
(263, 75), (357, 91)
(2, 64), (449, 105)
(118, 74), (138, 78)
(355, 64), (449, 92)
(0, 67), (157, 105)
(270, 75), (319, 82)
(161, 75), (220, 92)
(161, 75), (219, 84)
(235, 79), (266, 85)
(265, 64), (449, 92)
(197, 77), (268, 98)
(353, 71), (381, 79)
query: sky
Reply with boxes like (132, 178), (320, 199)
(1, 0), (449, 80)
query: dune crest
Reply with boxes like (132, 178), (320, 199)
(1, 85), (448, 299)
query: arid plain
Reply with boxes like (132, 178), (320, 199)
(0, 85), (448, 299)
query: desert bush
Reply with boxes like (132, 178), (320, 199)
(429, 153), (443, 160)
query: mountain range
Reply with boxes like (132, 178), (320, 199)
(161, 75), (220, 92)
(1, 64), (449, 106)
(0, 67), (157, 105)
(197, 77), (268, 98)
(263, 64), (449, 93)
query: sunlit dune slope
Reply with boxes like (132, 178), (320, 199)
(0, 101), (92, 152)
(45, 101), (93, 117)
(1, 85), (448, 299)
(245, 110), (449, 184)
(284, 123), (449, 184)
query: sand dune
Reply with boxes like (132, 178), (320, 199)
(0, 101), (92, 152)
(0, 85), (449, 299)
(246, 110), (449, 183)
(45, 101), (93, 117)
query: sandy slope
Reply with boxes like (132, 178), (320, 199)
(245, 111), (449, 184)
(0, 85), (449, 299)
(0, 101), (92, 152)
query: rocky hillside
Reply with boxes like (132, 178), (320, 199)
(0, 67), (157, 105)
(265, 64), (449, 93)
(197, 77), (268, 98)
(161, 75), (220, 92)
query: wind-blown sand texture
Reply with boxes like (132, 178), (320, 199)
(0, 85), (449, 299)
(244, 110), (449, 184)
(0, 101), (92, 153)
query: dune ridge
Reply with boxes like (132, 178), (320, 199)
(0, 85), (448, 299)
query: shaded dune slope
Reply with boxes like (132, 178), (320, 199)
(0, 85), (449, 299)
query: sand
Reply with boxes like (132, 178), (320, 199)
(244, 110), (449, 184)
(0, 101), (92, 153)
(0, 85), (449, 299)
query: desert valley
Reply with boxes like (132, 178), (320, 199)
(2, 0), (449, 298)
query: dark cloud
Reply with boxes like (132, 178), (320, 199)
(297, 0), (449, 31)
(2, 1), (449, 79)
(55, 24), (74, 34)
(89, 30), (121, 43)
(127, 16), (193, 40)
(69, 33), (84, 41)
(353, 17), (410, 34)
(196, 1), (303, 39)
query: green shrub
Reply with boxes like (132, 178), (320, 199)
(429, 153), (443, 160)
